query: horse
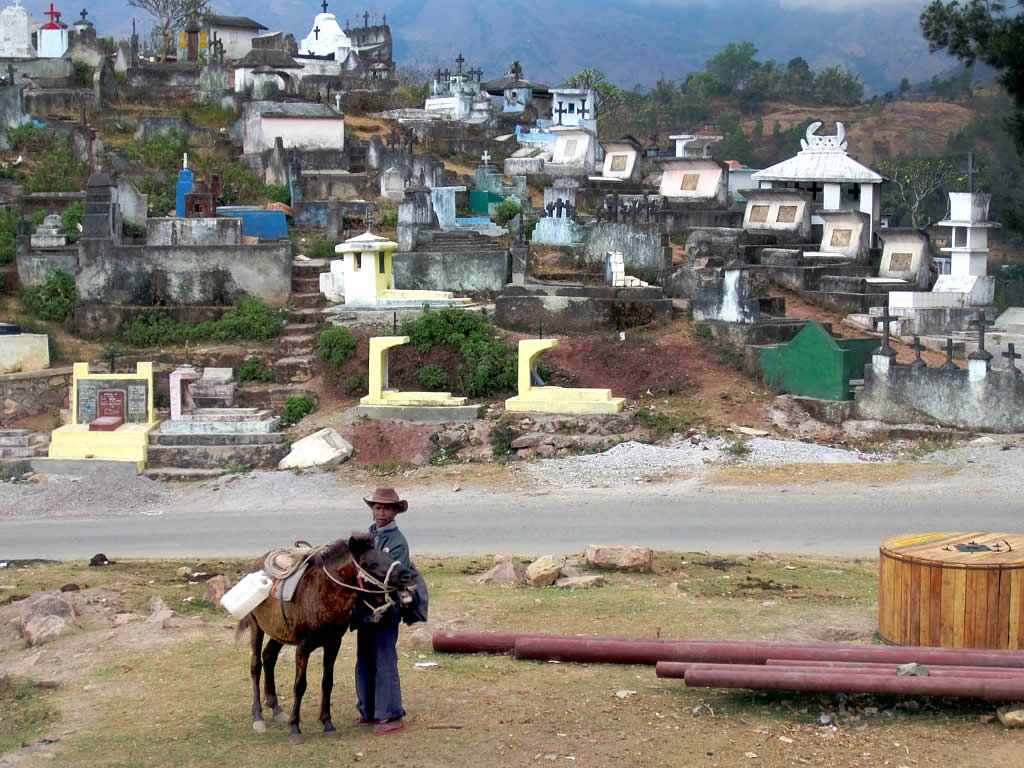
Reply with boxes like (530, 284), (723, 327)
(237, 533), (417, 744)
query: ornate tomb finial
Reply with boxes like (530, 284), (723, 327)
(800, 121), (848, 154)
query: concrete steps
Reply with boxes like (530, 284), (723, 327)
(292, 276), (322, 294)
(289, 307), (327, 323)
(236, 384), (318, 410)
(146, 437), (288, 469)
(150, 432), (285, 446)
(291, 292), (325, 309)
(0, 429), (49, 458)
(273, 356), (313, 383)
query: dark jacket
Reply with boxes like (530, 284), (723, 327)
(358, 522), (427, 625)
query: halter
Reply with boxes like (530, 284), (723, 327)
(322, 557), (404, 622)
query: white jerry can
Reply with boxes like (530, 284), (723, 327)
(220, 570), (274, 619)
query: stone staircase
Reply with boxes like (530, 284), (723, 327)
(0, 429), (50, 459)
(414, 230), (508, 252)
(276, 259), (331, 383)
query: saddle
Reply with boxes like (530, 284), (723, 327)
(264, 542), (314, 603)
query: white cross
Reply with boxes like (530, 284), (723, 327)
(481, 151), (491, 165)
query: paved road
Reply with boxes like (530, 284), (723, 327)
(1, 480), (1017, 560)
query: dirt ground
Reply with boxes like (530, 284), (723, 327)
(1, 554), (1022, 768)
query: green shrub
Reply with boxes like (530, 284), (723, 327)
(694, 323), (713, 341)
(522, 218), (538, 241)
(62, 201), (84, 242)
(265, 184), (290, 205)
(27, 146), (86, 193)
(724, 435), (751, 458)
(306, 236), (336, 260)
(122, 220), (146, 239)
(0, 205), (18, 266)
(316, 326), (357, 367)
(71, 60), (92, 86)
(120, 297), (283, 346)
(237, 357), (275, 383)
(495, 199), (521, 225)
(0, 272), (5, 294)
(490, 419), (520, 456)
(137, 175), (175, 217)
(417, 364), (448, 391)
(5, 124), (55, 152)
(123, 129), (188, 175)
(29, 210), (46, 232)
(344, 375), (368, 394)
(280, 395), (316, 426)
(377, 202), (398, 227)
(22, 270), (76, 322)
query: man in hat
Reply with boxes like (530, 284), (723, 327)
(354, 487), (411, 735)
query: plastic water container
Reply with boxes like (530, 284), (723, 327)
(221, 570), (274, 619)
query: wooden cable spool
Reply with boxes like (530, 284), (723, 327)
(879, 532), (1024, 649)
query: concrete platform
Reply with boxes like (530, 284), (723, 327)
(19, 457), (141, 479)
(353, 404), (482, 424)
(158, 418), (280, 434)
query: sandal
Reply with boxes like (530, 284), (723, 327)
(353, 716), (376, 726)
(373, 718), (406, 735)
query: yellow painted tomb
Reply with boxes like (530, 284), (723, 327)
(360, 336), (469, 407)
(504, 339), (625, 414)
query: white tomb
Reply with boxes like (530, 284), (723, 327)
(670, 133), (723, 158)
(299, 11), (352, 59)
(548, 126), (597, 174)
(594, 139), (641, 183)
(741, 188), (812, 240)
(0, 326), (49, 374)
(37, 3), (69, 58)
(875, 228), (931, 290)
(0, 0), (35, 58)
(549, 88), (596, 131)
(658, 158), (727, 206)
(752, 122), (883, 245)
(380, 167), (405, 201)
(802, 210), (870, 263)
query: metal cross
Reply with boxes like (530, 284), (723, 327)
(940, 337), (960, 371)
(554, 102), (568, 125)
(455, 53), (465, 73)
(909, 336), (928, 370)
(873, 308), (897, 358)
(313, 26), (320, 40)
(363, 11), (369, 26)
(321, 0), (328, 12)
(481, 150), (491, 165)
(80, 7), (87, 20)
(44, 3), (58, 24)
(965, 151), (978, 195)
(1003, 343), (1021, 372)
(967, 310), (994, 361)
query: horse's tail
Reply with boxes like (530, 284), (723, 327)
(234, 614), (251, 645)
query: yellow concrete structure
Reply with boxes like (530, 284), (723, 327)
(505, 339), (626, 414)
(360, 336), (469, 407)
(48, 362), (160, 471)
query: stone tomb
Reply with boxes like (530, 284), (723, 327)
(29, 214), (67, 249)
(380, 166), (406, 201)
(875, 228), (931, 289)
(355, 336), (479, 423)
(0, 323), (49, 374)
(802, 210), (870, 264)
(741, 188), (812, 242)
(48, 362), (158, 470)
(657, 158), (727, 207)
(596, 139), (642, 183)
(505, 339), (625, 415)
(160, 364), (278, 434)
(549, 126), (597, 174)
(0, 0), (36, 58)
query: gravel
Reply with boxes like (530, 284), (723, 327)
(0, 473), (180, 520)
(741, 437), (889, 465)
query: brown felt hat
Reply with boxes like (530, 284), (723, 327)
(363, 487), (408, 513)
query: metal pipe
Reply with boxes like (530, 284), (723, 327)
(514, 637), (766, 665)
(764, 659), (1024, 675)
(431, 631), (676, 655)
(657, 662), (1022, 679)
(674, 665), (1024, 701)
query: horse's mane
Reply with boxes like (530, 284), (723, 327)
(314, 538), (353, 570)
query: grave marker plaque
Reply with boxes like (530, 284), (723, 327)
(77, 378), (150, 424)
(830, 228), (852, 248)
(609, 154), (628, 172)
(776, 205), (798, 223)
(889, 252), (913, 272)
(563, 139), (578, 157)
(98, 390), (126, 419)
(749, 205), (770, 223)
(681, 173), (700, 192)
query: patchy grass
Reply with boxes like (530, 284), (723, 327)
(0, 675), (59, 754)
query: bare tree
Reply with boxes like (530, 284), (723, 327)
(879, 158), (960, 230)
(128, 0), (209, 61)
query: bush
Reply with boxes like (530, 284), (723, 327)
(5, 124), (55, 153)
(27, 146), (86, 193)
(417, 364), (448, 391)
(22, 270), (76, 322)
(0, 205), (18, 266)
(62, 201), (84, 242)
(265, 184), (290, 205)
(237, 357), (275, 383)
(29, 210), (46, 232)
(344, 375), (368, 395)
(305, 236), (336, 260)
(122, 220), (146, 239)
(280, 395), (316, 426)
(490, 419), (520, 456)
(123, 129), (188, 175)
(316, 326), (357, 367)
(495, 199), (521, 225)
(120, 297), (284, 346)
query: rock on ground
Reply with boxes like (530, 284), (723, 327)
(585, 545), (653, 572)
(278, 428), (354, 469)
(526, 555), (564, 587)
(997, 704), (1024, 728)
(554, 575), (605, 589)
(475, 559), (528, 586)
(204, 575), (233, 606)
(14, 591), (78, 646)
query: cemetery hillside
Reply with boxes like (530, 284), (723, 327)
(1, 0), (1024, 765)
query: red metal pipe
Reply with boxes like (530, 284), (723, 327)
(431, 631), (676, 654)
(674, 665), (1024, 701)
(764, 659), (1024, 675)
(657, 662), (1022, 679)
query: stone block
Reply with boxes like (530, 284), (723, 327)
(997, 705), (1024, 728)
(554, 575), (605, 589)
(14, 592), (78, 646)
(526, 555), (564, 587)
(0, 334), (50, 374)
(474, 559), (527, 586)
(585, 545), (653, 571)
(278, 428), (354, 469)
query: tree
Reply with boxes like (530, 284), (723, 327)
(705, 41), (759, 94)
(879, 158), (959, 229)
(920, 1), (1024, 153)
(561, 68), (624, 121)
(128, 0), (208, 61)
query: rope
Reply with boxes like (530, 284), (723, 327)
(321, 559), (402, 622)
(263, 543), (327, 580)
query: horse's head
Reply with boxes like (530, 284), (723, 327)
(348, 533), (417, 596)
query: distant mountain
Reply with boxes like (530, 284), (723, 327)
(76, 0), (953, 94)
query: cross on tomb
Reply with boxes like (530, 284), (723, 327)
(965, 151), (978, 195)
(873, 307), (897, 358)
(321, 0), (328, 12)
(80, 7), (87, 20)
(909, 336), (928, 369)
(44, 3), (59, 24)
(1002, 343), (1021, 373)
(577, 100), (591, 120)
(313, 26), (320, 40)
(363, 11), (369, 27)
(554, 102), (568, 126)
(480, 150), (491, 165)
(105, 345), (122, 373)
(364, 208), (373, 233)
(940, 337), (960, 371)
(455, 53), (465, 73)
(967, 310), (994, 361)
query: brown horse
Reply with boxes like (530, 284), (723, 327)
(238, 534), (416, 744)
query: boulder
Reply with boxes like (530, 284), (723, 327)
(559, 564), (585, 579)
(997, 704), (1024, 728)
(585, 545), (653, 572)
(204, 575), (233, 606)
(434, 430), (468, 451)
(475, 559), (528, 586)
(15, 592), (78, 646)
(554, 575), (605, 589)
(526, 555), (564, 587)
(407, 625), (434, 651)
(278, 428), (354, 469)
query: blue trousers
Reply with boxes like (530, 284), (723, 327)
(354, 617), (405, 722)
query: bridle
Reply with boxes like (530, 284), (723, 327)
(322, 556), (409, 622)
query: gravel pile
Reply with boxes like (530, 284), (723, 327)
(740, 438), (889, 465)
(0, 473), (180, 519)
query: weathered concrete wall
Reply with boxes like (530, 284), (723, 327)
(856, 357), (1024, 432)
(146, 217), (241, 246)
(72, 304), (233, 336)
(496, 288), (672, 333)
(122, 66), (202, 96)
(0, 334), (49, 374)
(0, 85), (28, 149)
(0, 366), (71, 416)
(24, 89), (93, 115)
(76, 239), (291, 306)
(116, 178), (148, 227)
(11, 58), (74, 88)
(16, 244), (79, 287)
(685, 227), (744, 264)
(20, 192), (86, 218)
(660, 208), (743, 233)
(393, 250), (510, 292)
(582, 222), (664, 277)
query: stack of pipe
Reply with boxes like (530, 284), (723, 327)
(432, 631), (1024, 700)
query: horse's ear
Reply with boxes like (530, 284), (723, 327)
(348, 533), (373, 556)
